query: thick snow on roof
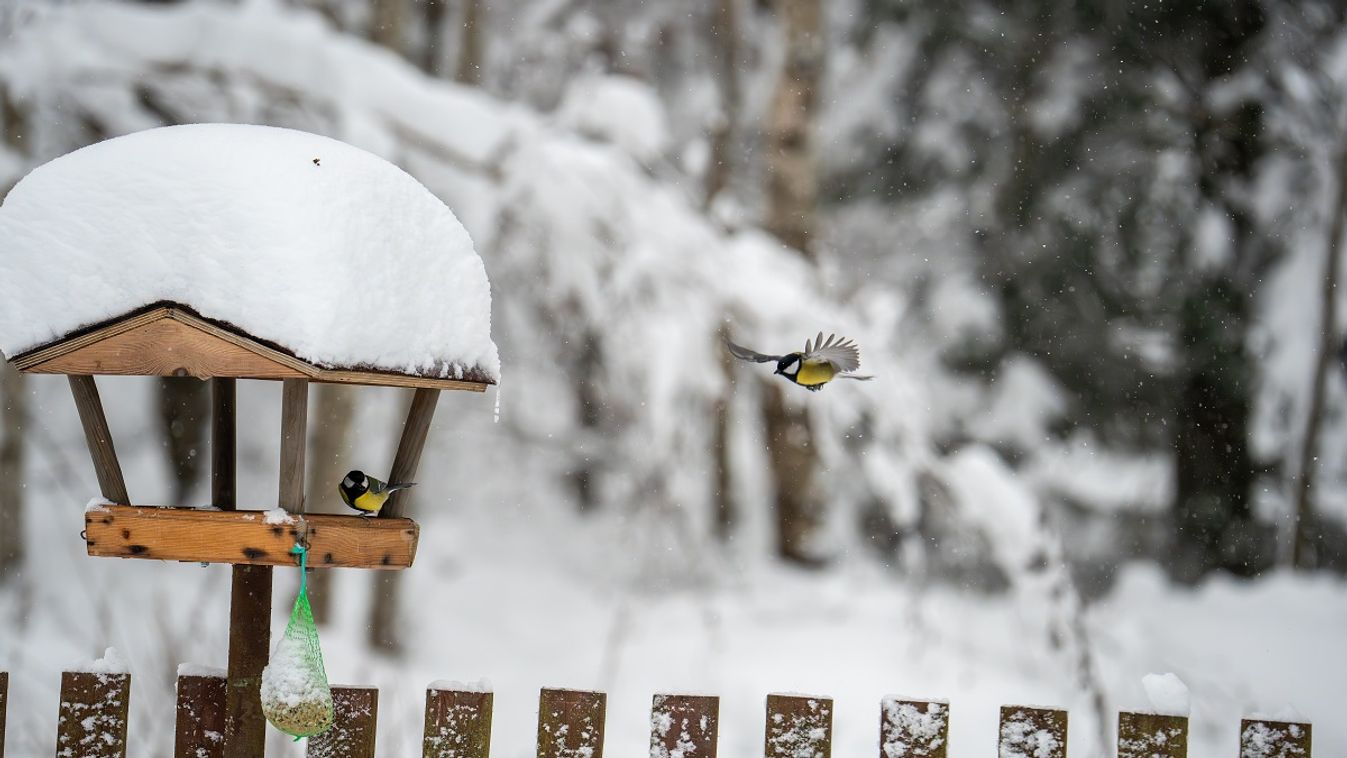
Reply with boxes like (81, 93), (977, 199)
(0, 123), (499, 382)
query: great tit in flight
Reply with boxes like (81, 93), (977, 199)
(339, 470), (416, 516)
(725, 332), (873, 391)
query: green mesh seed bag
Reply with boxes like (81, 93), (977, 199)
(260, 546), (334, 738)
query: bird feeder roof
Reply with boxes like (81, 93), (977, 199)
(0, 124), (499, 390)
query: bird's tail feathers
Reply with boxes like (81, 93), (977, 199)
(839, 374), (875, 381)
(386, 481), (417, 492)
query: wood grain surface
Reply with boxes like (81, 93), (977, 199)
(17, 305), (491, 391)
(84, 505), (419, 569)
(424, 689), (494, 758)
(68, 375), (130, 504)
(175, 673), (226, 758)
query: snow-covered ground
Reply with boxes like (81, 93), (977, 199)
(0, 376), (1343, 758)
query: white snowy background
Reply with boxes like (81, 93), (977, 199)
(0, 1), (1344, 757)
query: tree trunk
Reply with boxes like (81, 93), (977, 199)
(455, 0), (484, 86)
(0, 362), (25, 579)
(762, 381), (824, 565)
(713, 326), (736, 540)
(760, 0), (826, 566)
(572, 331), (603, 513)
(420, 0), (448, 76)
(704, 0), (741, 207)
(304, 383), (358, 623)
(764, 0), (823, 254)
(369, 0), (404, 56)
(1171, 278), (1264, 580)
(1291, 146), (1347, 569)
(0, 86), (26, 580)
(158, 377), (209, 503)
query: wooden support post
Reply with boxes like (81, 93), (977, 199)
(651, 694), (718, 758)
(68, 375), (129, 503)
(381, 387), (440, 519)
(280, 378), (309, 515)
(56, 670), (131, 758)
(999, 706), (1067, 758)
(424, 687), (493, 758)
(0, 671), (7, 758)
(1117, 712), (1186, 758)
(225, 564), (270, 755)
(765, 694), (833, 758)
(1240, 719), (1311, 758)
(538, 689), (606, 758)
(223, 379), (308, 758)
(212, 379), (236, 509)
(176, 672), (227, 758)
(881, 698), (949, 758)
(308, 686), (379, 758)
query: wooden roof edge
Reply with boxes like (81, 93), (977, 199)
(9, 301), (496, 392)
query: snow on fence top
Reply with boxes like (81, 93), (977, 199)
(0, 124), (499, 383)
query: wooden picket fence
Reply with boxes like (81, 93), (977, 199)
(0, 668), (1314, 757)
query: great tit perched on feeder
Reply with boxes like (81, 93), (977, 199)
(338, 470), (416, 516)
(725, 332), (874, 391)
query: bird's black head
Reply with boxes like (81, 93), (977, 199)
(775, 353), (802, 377)
(342, 470), (368, 494)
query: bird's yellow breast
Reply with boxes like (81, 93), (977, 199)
(350, 490), (388, 513)
(795, 360), (838, 386)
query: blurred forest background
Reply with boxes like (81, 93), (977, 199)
(1, 0), (1346, 755)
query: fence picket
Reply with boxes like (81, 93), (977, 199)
(880, 698), (949, 758)
(650, 694), (718, 758)
(423, 688), (493, 758)
(998, 706), (1067, 758)
(56, 670), (131, 758)
(1118, 712), (1186, 758)
(538, 689), (606, 758)
(175, 673), (226, 758)
(308, 686), (378, 758)
(1240, 718), (1311, 758)
(765, 694), (833, 758)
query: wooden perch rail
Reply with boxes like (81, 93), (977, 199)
(84, 505), (419, 569)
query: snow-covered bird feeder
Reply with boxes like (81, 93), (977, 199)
(0, 124), (498, 749)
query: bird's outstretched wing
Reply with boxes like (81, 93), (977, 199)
(802, 332), (861, 372)
(725, 337), (783, 364)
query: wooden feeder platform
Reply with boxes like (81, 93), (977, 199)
(84, 505), (419, 569)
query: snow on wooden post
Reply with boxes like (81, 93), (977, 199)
(880, 698), (949, 758)
(56, 670), (131, 758)
(1240, 719), (1311, 758)
(67, 375), (129, 504)
(537, 688), (607, 758)
(308, 686), (379, 758)
(423, 687), (494, 758)
(765, 694), (833, 758)
(998, 706), (1067, 758)
(650, 694), (719, 758)
(1117, 712), (1186, 758)
(175, 672), (227, 758)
